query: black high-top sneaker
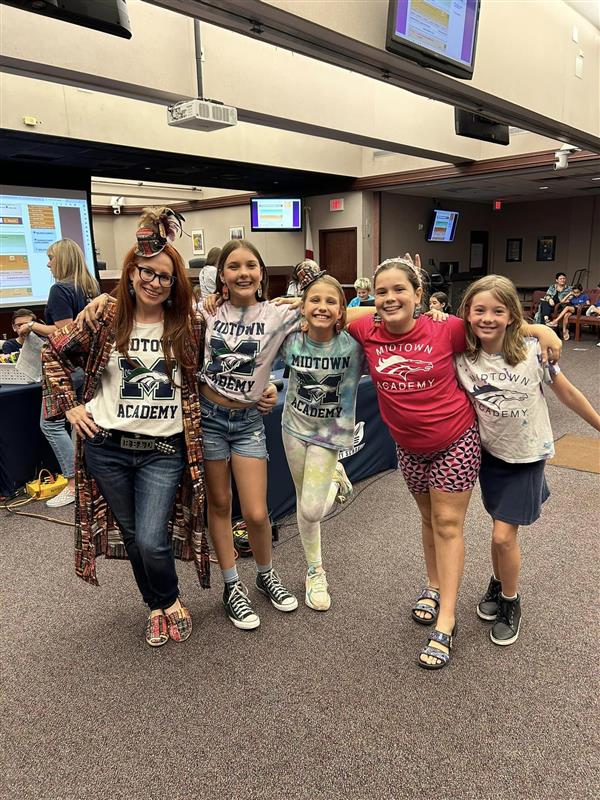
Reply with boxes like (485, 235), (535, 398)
(476, 575), (502, 621)
(490, 594), (522, 646)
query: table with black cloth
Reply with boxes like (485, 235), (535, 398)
(241, 374), (397, 522)
(0, 383), (59, 497)
(1, 376), (397, 514)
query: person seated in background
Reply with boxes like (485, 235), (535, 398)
(196, 246), (221, 299)
(2, 308), (37, 354)
(287, 259), (320, 297)
(548, 284), (590, 340)
(535, 272), (572, 324)
(348, 277), (374, 308)
(429, 291), (453, 314)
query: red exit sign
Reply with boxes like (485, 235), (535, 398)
(329, 198), (344, 212)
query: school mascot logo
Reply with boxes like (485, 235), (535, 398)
(119, 359), (176, 400)
(296, 371), (342, 406)
(206, 336), (259, 377)
(376, 354), (433, 381)
(339, 421), (366, 460)
(470, 380), (528, 409)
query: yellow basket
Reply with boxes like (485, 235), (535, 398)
(26, 469), (68, 500)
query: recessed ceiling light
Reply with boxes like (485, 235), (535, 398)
(539, 186), (549, 190)
(592, 177), (600, 181)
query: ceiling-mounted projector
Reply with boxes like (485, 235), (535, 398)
(167, 99), (238, 132)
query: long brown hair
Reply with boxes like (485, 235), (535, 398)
(115, 244), (195, 377)
(215, 239), (269, 301)
(458, 275), (527, 367)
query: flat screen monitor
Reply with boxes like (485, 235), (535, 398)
(386, 0), (481, 80)
(1, 1), (132, 39)
(250, 198), (303, 232)
(0, 185), (96, 309)
(426, 210), (459, 242)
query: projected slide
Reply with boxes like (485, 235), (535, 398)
(392, 0), (478, 68)
(0, 187), (95, 308)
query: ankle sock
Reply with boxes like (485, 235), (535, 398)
(223, 566), (239, 586)
(501, 592), (518, 601)
(256, 562), (273, 575)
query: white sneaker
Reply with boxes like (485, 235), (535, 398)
(305, 566), (331, 611)
(46, 487), (76, 508)
(333, 462), (353, 504)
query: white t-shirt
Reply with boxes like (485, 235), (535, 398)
(454, 339), (558, 463)
(198, 301), (300, 403)
(87, 320), (183, 436)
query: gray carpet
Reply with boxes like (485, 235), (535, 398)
(1, 341), (599, 800)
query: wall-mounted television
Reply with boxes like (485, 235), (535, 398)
(386, 0), (481, 80)
(0, 185), (96, 309)
(250, 198), (303, 232)
(426, 210), (459, 243)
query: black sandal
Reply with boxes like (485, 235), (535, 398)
(411, 586), (440, 626)
(417, 624), (457, 670)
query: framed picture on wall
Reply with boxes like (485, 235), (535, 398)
(191, 229), (205, 255)
(505, 238), (522, 262)
(536, 235), (556, 262)
(229, 226), (244, 240)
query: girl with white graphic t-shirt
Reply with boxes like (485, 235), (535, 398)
(456, 276), (600, 647)
(197, 239), (303, 631)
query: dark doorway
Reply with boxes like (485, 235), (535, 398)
(319, 227), (357, 301)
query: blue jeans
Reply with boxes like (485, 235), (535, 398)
(40, 407), (75, 479)
(84, 433), (185, 610)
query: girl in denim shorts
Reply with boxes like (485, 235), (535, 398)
(197, 240), (303, 631)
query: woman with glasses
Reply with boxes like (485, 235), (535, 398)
(42, 208), (209, 648)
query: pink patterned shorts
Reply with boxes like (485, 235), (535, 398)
(396, 424), (481, 495)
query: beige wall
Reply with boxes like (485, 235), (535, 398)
(381, 193), (600, 288)
(264, 0), (600, 136)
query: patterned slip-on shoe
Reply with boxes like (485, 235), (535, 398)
(145, 612), (169, 647)
(165, 604), (192, 642)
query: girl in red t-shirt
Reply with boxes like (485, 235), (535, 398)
(348, 256), (560, 670)
(348, 257), (476, 670)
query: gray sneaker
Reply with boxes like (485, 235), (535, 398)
(476, 575), (502, 621)
(491, 594), (522, 646)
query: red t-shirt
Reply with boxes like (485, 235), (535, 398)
(348, 314), (475, 453)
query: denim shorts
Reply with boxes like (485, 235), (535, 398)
(200, 396), (268, 461)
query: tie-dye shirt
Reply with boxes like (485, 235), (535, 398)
(198, 301), (300, 403)
(280, 330), (365, 450)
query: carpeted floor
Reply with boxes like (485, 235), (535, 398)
(1, 341), (599, 800)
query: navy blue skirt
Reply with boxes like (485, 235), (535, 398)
(479, 449), (550, 526)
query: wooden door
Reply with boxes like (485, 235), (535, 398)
(319, 228), (357, 301)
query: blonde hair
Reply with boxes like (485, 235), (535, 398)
(458, 275), (527, 367)
(303, 275), (347, 330)
(354, 277), (372, 292)
(47, 239), (99, 298)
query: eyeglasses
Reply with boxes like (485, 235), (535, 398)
(135, 265), (176, 288)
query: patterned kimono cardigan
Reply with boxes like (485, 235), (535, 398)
(42, 303), (210, 589)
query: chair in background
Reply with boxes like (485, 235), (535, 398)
(528, 290), (547, 321)
(573, 288), (600, 342)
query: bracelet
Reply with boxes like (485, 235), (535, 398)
(28, 320), (35, 332)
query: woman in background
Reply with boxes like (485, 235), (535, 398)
(17, 238), (99, 507)
(197, 246), (221, 299)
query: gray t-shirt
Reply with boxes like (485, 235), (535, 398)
(280, 330), (365, 450)
(198, 301), (300, 403)
(455, 339), (559, 463)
